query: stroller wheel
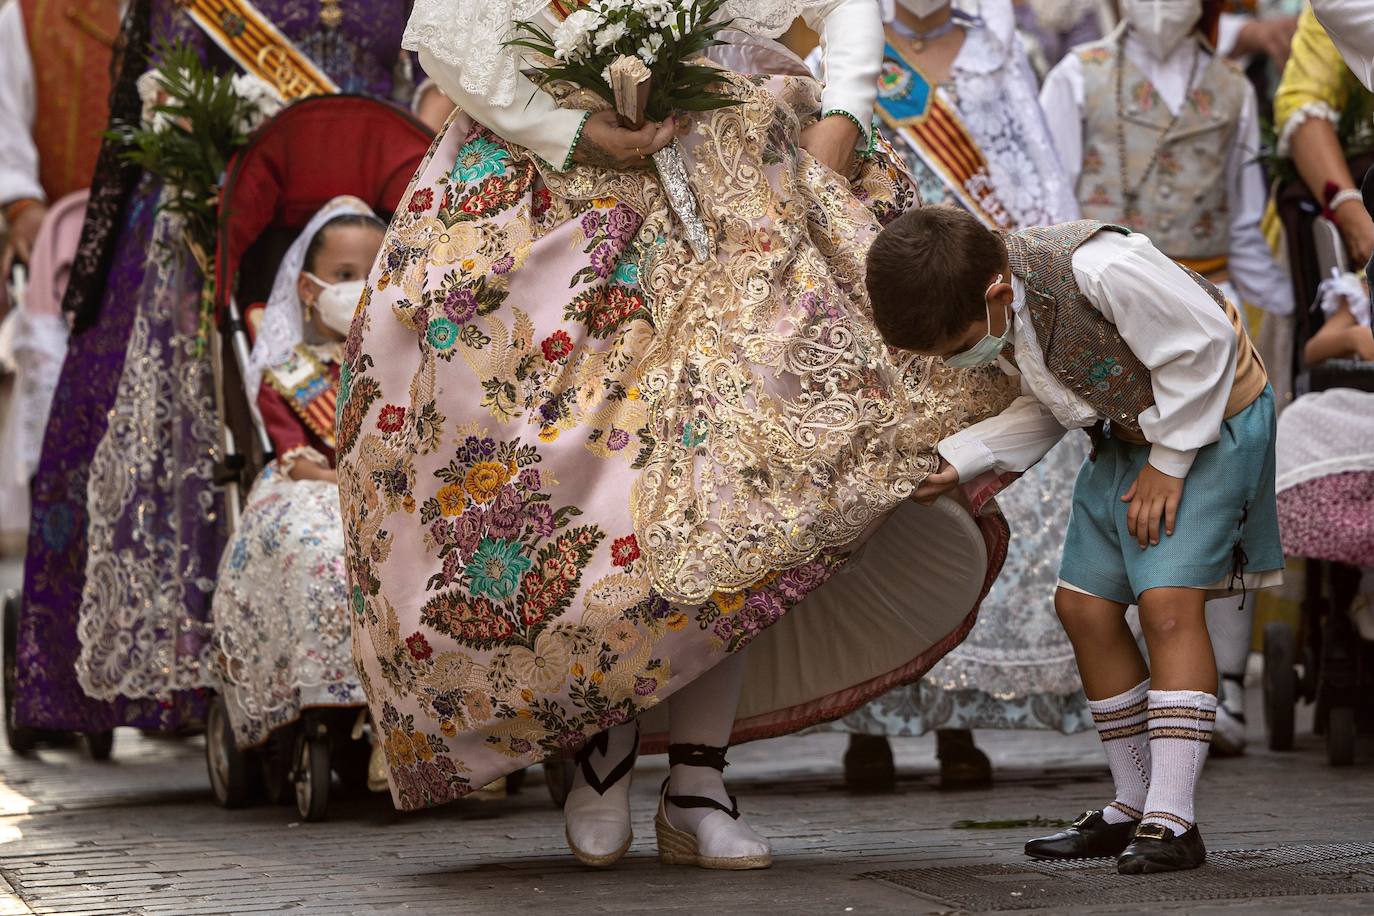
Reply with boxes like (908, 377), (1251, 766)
(543, 758), (575, 808)
(1263, 622), (1297, 751)
(207, 696), (253, 808)
(294, 727), (331, 822)
(84, 730), (115, 761)
(1327, 705), (1356, 766)
(2, 592), (37, 756)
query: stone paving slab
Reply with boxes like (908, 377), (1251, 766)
(0, 716), (1369, 915)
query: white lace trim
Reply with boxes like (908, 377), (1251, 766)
(403, 0), (848, 108)
(1276, 100), (1340, 158)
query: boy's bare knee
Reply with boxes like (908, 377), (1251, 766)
(1055, 589), (1112, 637)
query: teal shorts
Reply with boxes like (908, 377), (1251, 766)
(1059, 387), (1283, 605)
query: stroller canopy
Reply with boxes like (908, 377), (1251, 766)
(214, 94), (433, 317)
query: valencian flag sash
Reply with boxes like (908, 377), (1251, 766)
(182, 0), (338, 100)
(875, 42), (1012, 230)
(265, 346), (339, 448)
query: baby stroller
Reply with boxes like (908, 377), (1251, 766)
(2, 191), (115, 761)
(1262, 217), (1374, 766)
(205, 95), (431, 820)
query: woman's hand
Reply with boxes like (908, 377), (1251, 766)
(1333, 198), (1374, 267)
(573, 111), (675, 169)
(800, 114), (862, 177)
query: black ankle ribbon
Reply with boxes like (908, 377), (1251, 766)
(663, 743), (740, 820)
(573, 726), (639, 796)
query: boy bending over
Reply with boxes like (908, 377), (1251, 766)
(866, 209), (1282, 875)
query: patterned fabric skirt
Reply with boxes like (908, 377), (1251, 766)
(340, 71), (1018, 809)
(1277, 473), (1374, 567)
(828, 434), (1092, 736)
(211, 469), (365, 748)
(17, 184), (210, 732)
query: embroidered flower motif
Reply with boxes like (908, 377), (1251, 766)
(505, 633), (571, 693)
(590, 243), (617, 279)
(532, 187), (552, 220)
(377, 404), (406, 433)
(408, 188), (434, 213)
(606, 428), (630, 451)
(634, 675), (658, 696)
(541, 330), (574, 362)
(538, 426), (561, 443)
(580, 210), (603, 236)
(712, 590), (746, 615)
(453, 511), (485, 557)
(527, 503), (556, 538)
(465, 537), (532, 602)
(517, 468), (541, 491)
(610, 534), (640, 567)
(436, 483), (466, 517)
(611, 260), (639, 285)
(443, 287), (479, 324)
(406, 632), (433, 661)
(453, 137), (509, 184)
(426, 318), (459, 350)
(463, 461), (511, 504)
(492, 254), (515, 275)
(487, 486), (525, 539)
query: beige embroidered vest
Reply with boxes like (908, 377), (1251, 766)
(1075, 38), (1248, 260)
(1005, 221), (1268, 441)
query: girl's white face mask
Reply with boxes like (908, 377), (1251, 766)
(305, 273), (364, 336)
(897, 0), (952, 18)
(1121, 0), (1203, 61)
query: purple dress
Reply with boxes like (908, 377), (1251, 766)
(18, 0), (414, 732)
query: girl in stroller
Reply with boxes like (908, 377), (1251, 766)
(210, 197), (384, 790)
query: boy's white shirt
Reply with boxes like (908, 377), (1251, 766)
(0, 2), (42, 205)
(937, 230), (1240, 482)
(1038, 29), (1294, 316)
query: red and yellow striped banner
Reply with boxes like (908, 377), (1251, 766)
(183, 0), (338, 100)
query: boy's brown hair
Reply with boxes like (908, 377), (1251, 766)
(865, 206), (1007, 352)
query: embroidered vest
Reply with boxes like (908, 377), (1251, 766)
(19, 0), (119, 201)
(1005, 220), (1251, 436)
(1075, 38), (1247, 260)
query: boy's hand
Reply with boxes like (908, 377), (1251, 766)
(912, 460), (959, 505)
(1122, 463), (1184, 548)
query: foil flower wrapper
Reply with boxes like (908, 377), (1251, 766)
(604, 55), (713, 263)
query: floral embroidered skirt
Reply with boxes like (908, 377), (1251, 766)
(339, 72), (1018, 809)
(210, 469), (366, 749)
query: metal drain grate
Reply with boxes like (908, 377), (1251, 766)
(865, 843), (1374, 911)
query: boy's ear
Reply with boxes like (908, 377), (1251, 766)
(988, 278), (1015, 311)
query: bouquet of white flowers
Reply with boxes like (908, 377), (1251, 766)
(510, 0), (739, 259)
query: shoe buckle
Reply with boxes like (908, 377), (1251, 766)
(1071, 811), (1097, 828)
(1134, 823), (1169, 840)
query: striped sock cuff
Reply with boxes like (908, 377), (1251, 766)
(1146, 690), (1218, 743)
(1089, 679), (1150, 741)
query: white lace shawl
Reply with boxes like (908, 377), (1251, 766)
(245, 196), (376, 405)
(404, 0), (856, 109)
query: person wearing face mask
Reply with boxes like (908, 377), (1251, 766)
(1039, 0), (1293, 756)
(209, 198), (383, 786)
(808, 0), (1096, 797)
(864, 205), (1283, 875)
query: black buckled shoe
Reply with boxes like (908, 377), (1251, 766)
(1116, 822), (1206, 874)
(1025, 809), (1140, 859)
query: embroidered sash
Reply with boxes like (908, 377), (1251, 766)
(182, 0), (338, 100)
(875, 42), (1012, 230)
(265, 345), (338, 448)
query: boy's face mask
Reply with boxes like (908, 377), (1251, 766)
(305, 272), (365, 336)
(946, 275), (1012, 369)
(1121, 0), (1202, 61)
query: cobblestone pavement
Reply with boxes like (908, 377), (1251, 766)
(1, 560), (1371, 915)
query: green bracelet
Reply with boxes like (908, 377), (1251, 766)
(821, 109), (876, 157)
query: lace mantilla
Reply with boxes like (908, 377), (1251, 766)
(403, 0), (850, 108)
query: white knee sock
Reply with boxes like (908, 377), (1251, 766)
(1087, 678), (1151, 825)
(665, 651), (768, 858)
(1141, 689), (1217, 834)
